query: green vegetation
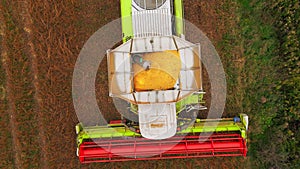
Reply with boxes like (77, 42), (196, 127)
(265, 0), (300, 167)
(228, 0), (300, 168)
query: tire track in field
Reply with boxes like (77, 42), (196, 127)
(0, 3), (22, 168)
(17, 1), (48, 168)
(0, 54), (14, 169)
(1, 1), (43, 168)
(1, 45), (20, 169)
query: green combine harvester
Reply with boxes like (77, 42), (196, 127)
(76, 0), (248, 163)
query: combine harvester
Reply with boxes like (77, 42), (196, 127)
(76, 0), (248, 163)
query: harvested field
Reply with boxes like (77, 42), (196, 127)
(1, 0), (249, 168)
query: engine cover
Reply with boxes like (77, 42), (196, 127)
(138, 103), (177, 139)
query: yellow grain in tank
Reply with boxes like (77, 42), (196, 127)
(133, 50), (181, 91)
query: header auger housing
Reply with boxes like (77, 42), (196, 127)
(76, 0), (248, 163)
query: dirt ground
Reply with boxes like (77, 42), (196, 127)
(0, 0), (248, 168)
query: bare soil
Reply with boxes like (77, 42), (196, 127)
(0, 0), (248, 168)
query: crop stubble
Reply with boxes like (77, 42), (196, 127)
(1, 0), (247, 168)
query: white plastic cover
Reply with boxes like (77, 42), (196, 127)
(138, 103), (177, 139)
(241, 114), (249, 131)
